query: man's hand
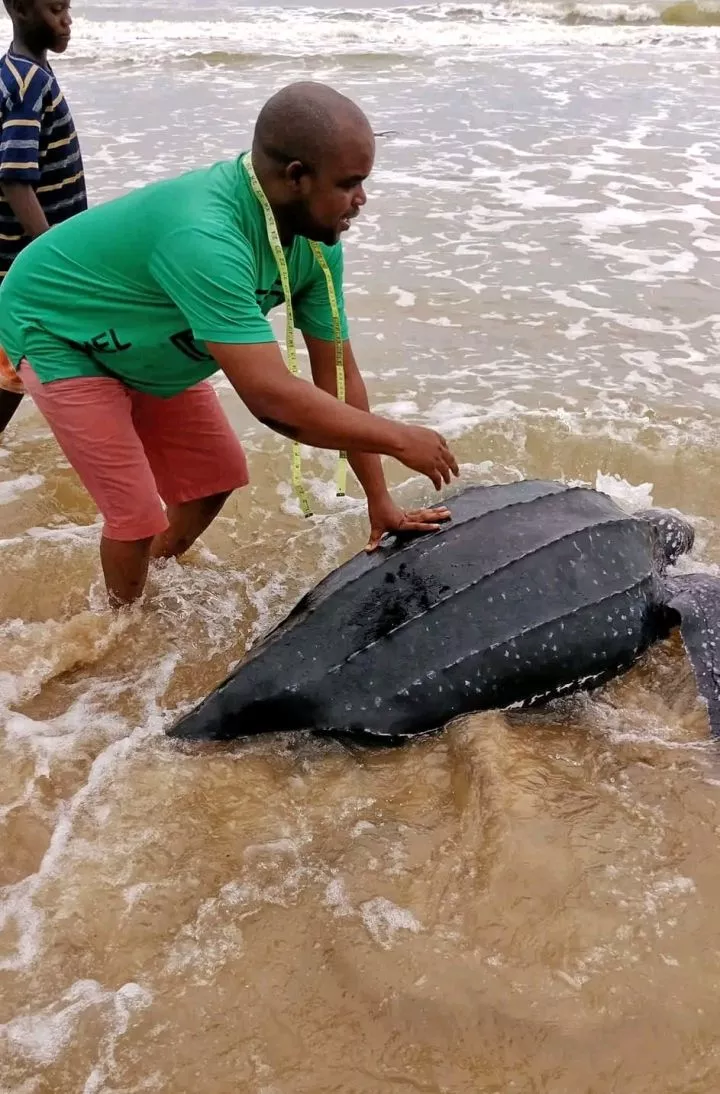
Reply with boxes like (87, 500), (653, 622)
(366, 493), (452, 552)
(393, 424), (459, 490)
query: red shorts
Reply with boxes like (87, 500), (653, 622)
(20, 362), (249, 541)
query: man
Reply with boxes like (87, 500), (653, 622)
(0, 0), (86, 433)
(0, 81), (459, 606)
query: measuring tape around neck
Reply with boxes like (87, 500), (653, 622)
(243, 152), (348, 517)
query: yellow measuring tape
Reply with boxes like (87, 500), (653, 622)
(243, 152), (348, 517)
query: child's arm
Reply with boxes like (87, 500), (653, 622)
(0, 65), (52, 434)
(0, 182), (49, 238)
(0, 64), (52, 239)
(0, 182), (47, 431)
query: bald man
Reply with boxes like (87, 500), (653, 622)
(0, 82), (458, 606)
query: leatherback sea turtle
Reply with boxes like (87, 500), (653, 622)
(168, 480), (720, 743)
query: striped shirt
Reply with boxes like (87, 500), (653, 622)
(0, 49), (87, 281)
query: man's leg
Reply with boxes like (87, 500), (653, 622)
(150, 491), (232, 560)
(132, 380), (249, 560)
(100, 535), (154, 606)
(19, 362), (169, 605)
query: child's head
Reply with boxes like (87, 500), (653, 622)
(3, 0), (72, 55)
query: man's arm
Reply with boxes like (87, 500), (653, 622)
(304, 333), (392, 503)
(207, 340), (458, 490)
(304, 333), (453, 547)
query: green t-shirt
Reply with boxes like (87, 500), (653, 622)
(0, 156), (349, 397)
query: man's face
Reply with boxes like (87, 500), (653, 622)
(290, 130), (375, 246)
(13, 0), (72, 54)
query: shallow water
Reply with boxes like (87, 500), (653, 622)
(2, 1), (720, 1090)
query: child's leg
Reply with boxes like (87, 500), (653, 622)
(0, 389), (23, 434)
(130, 380), (249, 559)
(0, 345), (24, 434)
(19, 361), (169, 605)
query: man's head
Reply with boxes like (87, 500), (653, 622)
(252, 82), (374, 247)
(3, 0), (73, 55)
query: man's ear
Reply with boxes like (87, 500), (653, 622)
(285, 160), (310, 190)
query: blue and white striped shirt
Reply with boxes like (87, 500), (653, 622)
(0, 49), (87, 280)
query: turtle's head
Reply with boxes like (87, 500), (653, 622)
(636, 507), (695, 570)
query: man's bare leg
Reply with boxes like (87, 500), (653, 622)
(100, 535), (154, 606)
(100, 493), (232, 605)
(151, 490), (232, 560)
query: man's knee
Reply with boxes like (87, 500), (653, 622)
(178, 489), (234, 518)
(205, 489), (233, 508)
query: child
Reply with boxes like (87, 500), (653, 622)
(0, 0), (86, 433)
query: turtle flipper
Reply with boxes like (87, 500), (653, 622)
(636, 508), (695, 571)
(664, 574), (720, 736)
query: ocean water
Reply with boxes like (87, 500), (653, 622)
(2, 1), (720, 1091)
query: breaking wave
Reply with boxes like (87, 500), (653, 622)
(5, 1), (713, 66)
